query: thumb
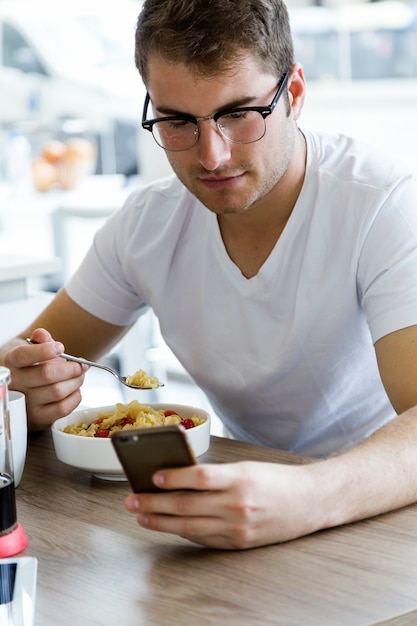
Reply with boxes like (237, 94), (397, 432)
(30, 327), (55, 344)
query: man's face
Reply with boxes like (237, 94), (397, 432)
(146, 54), (299, 216)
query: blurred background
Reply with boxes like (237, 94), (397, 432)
(0, 0), (416, 433)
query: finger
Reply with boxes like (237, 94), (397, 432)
(125, 489), (229, 537)
(126, 484), (232, 521)
(24, 360), (86, 397)
(9, 359), (86, 429)
(152, 462), (244, 492)
(27, 388), (83, 430)
(135, 510), (233, 546)
(131, 496), (260, 550)
(7, 339), (64, 369)
(23, 364), (86, 429)
(9, 358), (85, 392)
(136, 507), (270, 550)
(31, 327), (54, 344)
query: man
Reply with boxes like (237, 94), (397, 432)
(2, 0), (417, 550)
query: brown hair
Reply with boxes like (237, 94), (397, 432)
(135, 0), (294, 85)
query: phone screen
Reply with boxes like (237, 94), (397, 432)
(0, 557), (37, 626)
(112, 425), (197, 492)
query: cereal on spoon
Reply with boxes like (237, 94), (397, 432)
(125, 369), (160, 389)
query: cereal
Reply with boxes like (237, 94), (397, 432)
(125, 369), (160, 388)
(63, 400), (205, 438)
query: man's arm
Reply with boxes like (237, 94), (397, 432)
(124, 324), (417, 549)
(374, 324), (417, 414)
(124, 404), (417, 549)
(1, 288), (130, 429)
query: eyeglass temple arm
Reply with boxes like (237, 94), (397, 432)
(141, 92), (152, 130)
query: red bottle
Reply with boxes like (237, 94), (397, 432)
(0, 367), (27, 557)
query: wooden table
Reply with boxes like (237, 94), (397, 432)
(13, 431), (417, 626)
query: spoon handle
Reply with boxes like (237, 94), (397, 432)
(60, 353), (97, 367)
(27, 339), (104, 369)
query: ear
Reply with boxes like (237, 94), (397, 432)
(287, 63), (306, 121)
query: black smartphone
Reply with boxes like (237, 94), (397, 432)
(111, 425), (198, 492)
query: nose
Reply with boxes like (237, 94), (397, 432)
(196, 120), (232, 171)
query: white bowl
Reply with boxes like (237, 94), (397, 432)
(51, 403), (211, 480)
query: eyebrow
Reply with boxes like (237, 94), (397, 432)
(153, 94), (259, 118)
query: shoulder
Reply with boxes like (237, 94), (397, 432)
(124, 175), (193, 213)
(302, 129), (416, 192)
(105, 174), (201, 235)
(95, 174), (209, 261)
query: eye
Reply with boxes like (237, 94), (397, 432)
(220, 110), (251, 123)
(166, 119), (195, 130)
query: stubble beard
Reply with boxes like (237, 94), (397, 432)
(169, 159), (290, 216)
(167, 127), (296, 216)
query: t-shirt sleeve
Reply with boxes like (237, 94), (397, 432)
(65, 191), (149, 326)
(358, 176), (417, 343)
(65, 176), (189, 327)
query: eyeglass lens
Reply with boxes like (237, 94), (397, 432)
(152, 110), (267, 151)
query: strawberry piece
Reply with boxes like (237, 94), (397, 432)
(120, 417), (134, 426)
(180, 418), (195, 429)
(164, 410), (178, 417)
(94, 430), (110, 438)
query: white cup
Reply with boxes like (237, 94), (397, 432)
(9, 391), (28, 487)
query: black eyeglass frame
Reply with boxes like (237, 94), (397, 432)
(141, 69), (290, 151)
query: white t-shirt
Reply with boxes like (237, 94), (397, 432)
(66, 130), (417, 457)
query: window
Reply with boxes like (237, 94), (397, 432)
(290, 2), (417, 81)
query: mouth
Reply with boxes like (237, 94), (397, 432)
(198, 172), (246, 189)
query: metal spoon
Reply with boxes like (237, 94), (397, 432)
(26, 339), (164, 390)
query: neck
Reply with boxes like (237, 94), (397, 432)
(218, 129), (306, 278)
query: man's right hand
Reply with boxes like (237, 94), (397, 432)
(4, 327), (87, 430)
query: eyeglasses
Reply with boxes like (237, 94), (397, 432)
(141, 70), (290, 152)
